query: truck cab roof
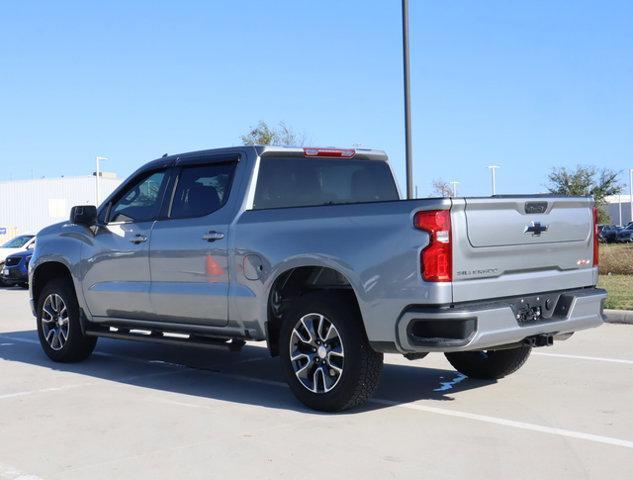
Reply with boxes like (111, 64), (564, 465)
(142, 146), (388, 173)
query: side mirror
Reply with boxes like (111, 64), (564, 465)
(69, 205), (98, 226)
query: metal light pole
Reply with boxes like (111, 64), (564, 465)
(402, 0), (413, 199)
(450, 181), (460, 197)
(95, 156), (108, 205)
(488, 165), (500, 196)
(629, 169), (633, 225)
(619, 192), (623, 226)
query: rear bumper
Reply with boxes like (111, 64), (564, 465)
(395, 287), (606, 353)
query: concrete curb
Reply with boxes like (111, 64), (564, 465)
(605, 309), (633, 325)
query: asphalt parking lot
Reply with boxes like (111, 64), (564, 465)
(0, 287), (632, 479)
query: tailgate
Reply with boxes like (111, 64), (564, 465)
(451, 196), (597, 303)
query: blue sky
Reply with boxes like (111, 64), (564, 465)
(1, 0), (631, 196)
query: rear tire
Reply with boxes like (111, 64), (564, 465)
(280, 291), (383, 412)
(444, 346), (532, 380)
(36, 278), (97, 362)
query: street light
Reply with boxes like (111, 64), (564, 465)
(402, 0), (413, 199)
(488, 165), (500, 196)
(450, 180), (460, 197)
(629, 169), (633, 225)
(619, 191), (623, 227)
(95, 156), (108, 205)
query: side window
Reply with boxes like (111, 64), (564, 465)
(109, 171), (168, 223)
(170, 163), (236, 219)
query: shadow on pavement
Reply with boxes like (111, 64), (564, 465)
(0, 329), (494, 414)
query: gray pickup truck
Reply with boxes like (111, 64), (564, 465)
(29, 146), (606, 411)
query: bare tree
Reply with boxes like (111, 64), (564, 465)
(240, 121), (306, 146)
(431, 179), (453, 198)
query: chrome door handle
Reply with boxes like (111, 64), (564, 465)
(130, 234), (147, 244)
(202, 231), (224, 242)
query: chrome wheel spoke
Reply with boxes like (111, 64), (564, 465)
(291, 352), (310, 363)
(42, 305), (55, 320)
(326, 356), (343, 374)
(51, 295), (60, 313)
(45, 329), (55, 343)
(289, 313), (344, 394)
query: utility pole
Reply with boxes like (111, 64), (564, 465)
(402, 0), (413, 199)
(488, 165), (500, 196)
(96, 156), (108, 205)
(619, 192), (623, 226)
(629, 169), (633, 225)
(450, 181), (460, 197)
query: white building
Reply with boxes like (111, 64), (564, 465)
(604, 194), (633, 226)
(0, 174), (121, 243)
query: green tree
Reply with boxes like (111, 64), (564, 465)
(240, 121), (305, 146)
(546, 166), (622, 223)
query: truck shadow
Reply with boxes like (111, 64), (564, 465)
(0, 330), (495, 414)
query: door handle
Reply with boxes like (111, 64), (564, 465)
(202, 231), (224, 242)
(130, 234), (148, 244)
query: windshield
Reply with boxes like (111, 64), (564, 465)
(1, 235), (33, 249)
(253, 157), (399, 209)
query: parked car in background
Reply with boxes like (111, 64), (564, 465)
(600, 225), (623, 243)
(0, 235), (35, 284)
(616, 225), (633, 243)
(1, 249), (33, 288)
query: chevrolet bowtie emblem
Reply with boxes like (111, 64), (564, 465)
(524, 221), (548, 236)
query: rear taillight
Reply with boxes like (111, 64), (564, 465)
(414, 210), (452, 282)
(593, 207), (599, 267)
(303, 148), (356, 158)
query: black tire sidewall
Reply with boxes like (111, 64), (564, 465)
(445, 346), (532, 380)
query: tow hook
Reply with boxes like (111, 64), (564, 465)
(523, 334), (554, 348)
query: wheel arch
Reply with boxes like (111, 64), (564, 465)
(32, 261), (75, 309)
(265, 264), (365, 357)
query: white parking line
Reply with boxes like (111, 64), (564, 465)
(166, 370), (633, 450)
(533, 352), (633, 365)
(369, 399), (633, 450)
(0, 370), (187, 401)
(2, 332), (633, 450)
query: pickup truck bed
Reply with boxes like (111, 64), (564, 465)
(29, 146), (605, 411)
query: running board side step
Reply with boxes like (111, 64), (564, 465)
(85, 326), (246, 352)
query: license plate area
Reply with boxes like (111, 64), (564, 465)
(510, 293), (568, 325)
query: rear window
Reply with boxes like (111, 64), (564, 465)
(253, 157), (399, 209)
(170, 163), (236, 219)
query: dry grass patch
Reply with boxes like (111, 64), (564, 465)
(599, 243), (633, 275)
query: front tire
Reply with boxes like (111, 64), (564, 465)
(280, 291), (383, 412)
(444, 346), (532, 380)
(36, 278), (97, 362)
